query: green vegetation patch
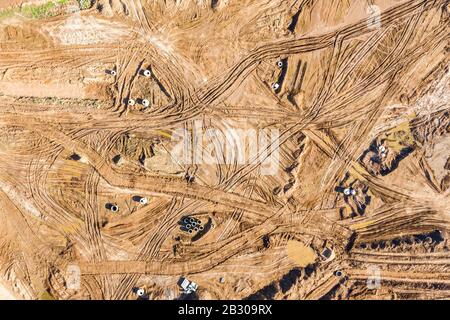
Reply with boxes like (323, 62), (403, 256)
(40, 290), (56, 300)
(22, 1), (57, 19)
(0, 8), (16, 20)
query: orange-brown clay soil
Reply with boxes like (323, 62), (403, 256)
(0, 0), (449, 300)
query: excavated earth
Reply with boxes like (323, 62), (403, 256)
(0, 0), (449, 300)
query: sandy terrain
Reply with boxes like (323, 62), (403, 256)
(0, 282), (16, 300)
(0, 0), (449, 300)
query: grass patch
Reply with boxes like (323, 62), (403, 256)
(22, 1), (57, 19)
(79, 0), (91, 10)
(0, 0), (74, 21)
(0, 7), (18, 21)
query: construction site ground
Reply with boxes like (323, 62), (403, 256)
(0, 0), (449, 300)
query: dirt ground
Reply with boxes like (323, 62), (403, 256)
(0, 0), (45, 9)
(0, 0), (449, 300)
